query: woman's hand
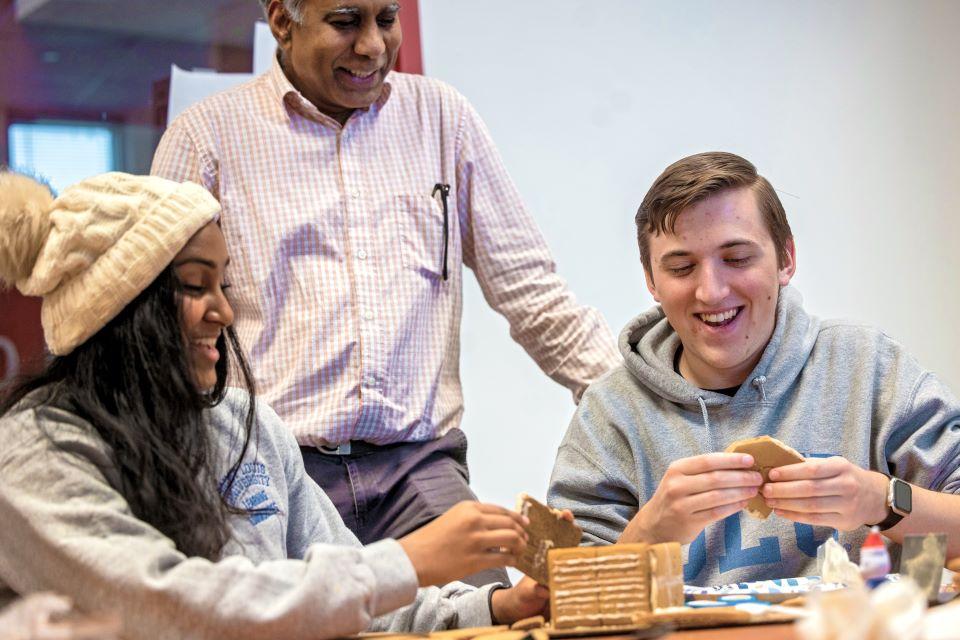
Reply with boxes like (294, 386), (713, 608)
(491, 576), (550, 624)
(398, 501), (528, 587)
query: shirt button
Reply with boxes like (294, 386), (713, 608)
(365, 375), (376, 386)
(363, 311), (374, 321)
(351, 189), (360, 199)
(357, 249), (368, 260)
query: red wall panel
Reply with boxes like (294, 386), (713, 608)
(0, 290), (44, 385)
(396, 0), (423, 74)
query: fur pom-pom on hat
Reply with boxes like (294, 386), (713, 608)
(1, 171), (221, 355)
(0, 172), (55, 287)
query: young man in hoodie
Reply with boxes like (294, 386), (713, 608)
(547, 151), (960, 587)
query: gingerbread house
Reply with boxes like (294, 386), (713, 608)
(548, 542), (684, 630)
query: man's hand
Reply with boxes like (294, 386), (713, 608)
(763, 456), (888, 530)
(491, 576), (550, 624)
(620, 453), (762, 544)
(398, 501), (528, 587)
(557, 508), (575, 523)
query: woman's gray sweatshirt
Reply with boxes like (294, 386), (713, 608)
(548, 286), (960, 586)
(0, 388), (493, 639)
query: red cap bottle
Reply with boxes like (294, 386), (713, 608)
(859, 526), (890, 588)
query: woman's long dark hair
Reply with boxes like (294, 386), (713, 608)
(0, 266), (256, 560)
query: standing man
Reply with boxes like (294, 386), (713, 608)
(548, 151), (960, 586)
(152, 0), (619, 585)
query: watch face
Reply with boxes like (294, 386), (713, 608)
(892, 478), (912, 514)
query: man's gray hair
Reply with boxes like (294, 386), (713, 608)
(258, 0), (305, 24)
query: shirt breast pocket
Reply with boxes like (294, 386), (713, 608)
(391, 194), (448, 279)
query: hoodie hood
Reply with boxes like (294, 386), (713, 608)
(619, 285), (820, 408)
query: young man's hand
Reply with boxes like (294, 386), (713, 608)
(763, 456), (888, 530)
(398, 501), (529, 587)
(620, 453), (762, 544)
(490, 576), (550, 624)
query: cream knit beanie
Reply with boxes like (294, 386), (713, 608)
(0, 172), (220, 355)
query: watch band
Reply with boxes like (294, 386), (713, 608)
(875, 507), (905, 531)
(875, 476), (911, 531)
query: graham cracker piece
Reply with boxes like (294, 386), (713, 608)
(514, 493), (582, 585)
(548, 544), (651, 629)
(725, 435), (804, 519)
(468, 632), (527, 640)
(426, 627), (509, 640)
(509, 615), (545, 631)
(651, 605), (801, 629)
(647, 542), (684, 610)
(650, 607), (752, 628)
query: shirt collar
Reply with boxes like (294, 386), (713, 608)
(266, 50), (394, 127)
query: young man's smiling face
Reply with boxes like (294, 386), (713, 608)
(644, 186), (796, 390)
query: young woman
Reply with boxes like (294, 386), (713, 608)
(0, 171), (546, 639)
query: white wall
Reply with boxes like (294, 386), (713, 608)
(419, 0), (960, 509)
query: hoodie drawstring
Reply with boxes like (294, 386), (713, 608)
(752, 375), (768, 402)
(696, 396), (710, 430)
(697, 376), (767, 428)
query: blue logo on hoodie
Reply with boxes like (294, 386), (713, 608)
(683, 451), (839, 581)
(219, 462), (280, 526)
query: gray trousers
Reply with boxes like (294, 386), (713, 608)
(300, 428), (511, 588)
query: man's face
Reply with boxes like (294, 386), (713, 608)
(270, 0), (402, 123)
(644, 187), (796, 390)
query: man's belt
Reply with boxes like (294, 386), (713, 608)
(317, 442), (352, 455)
(312, 440), (406, 456)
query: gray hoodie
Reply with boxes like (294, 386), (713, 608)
(548, 286), (960, 587)
(0, 388), (493, 639)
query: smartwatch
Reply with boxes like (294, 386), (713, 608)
(875, 476), (912, 531)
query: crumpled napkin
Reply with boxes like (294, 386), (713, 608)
(820, 537), (864, 587)
(798, 578), (926, 640)
(924, 597), (960, 640)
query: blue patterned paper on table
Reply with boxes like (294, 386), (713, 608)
(684, 576), (848, 596)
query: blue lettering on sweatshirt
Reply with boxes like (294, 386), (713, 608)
(718, 512), (781, 573)
(683, 451), (839, 582)
(219, 462), (280, 526)
(685, 531), (707, 582)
